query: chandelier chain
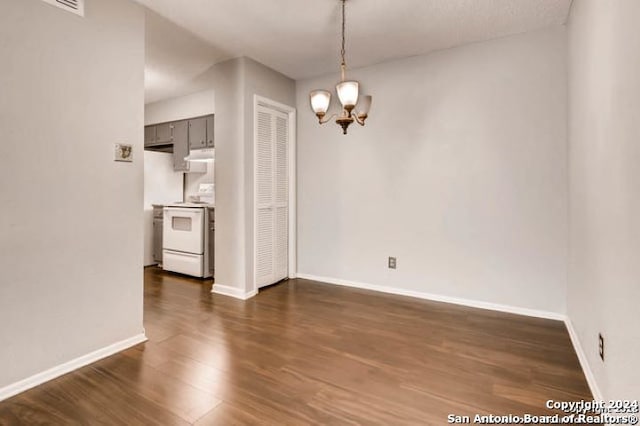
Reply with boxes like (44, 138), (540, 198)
(340, 0), (346, 70)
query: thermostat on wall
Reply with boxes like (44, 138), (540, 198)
(115, 144), (133, 162)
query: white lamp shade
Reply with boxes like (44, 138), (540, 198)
(336, 80), (359, 107)
(309, 90), (331, 114)
(357, 95), (372, 116)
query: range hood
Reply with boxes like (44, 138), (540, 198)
(184, 148), (214, 162)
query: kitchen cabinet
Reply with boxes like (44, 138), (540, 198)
(145, 123), (172, 148)
(189, 117), (208, 150)
(145, 115), (211, 171)
(208, 208), (215, 276)
(155, 122), (173, 145)
(153, 219), (163, 264)
(173, 120), (205, 173)
(187, 115), (214, 150)
(153, 206), (164, 264)
(144, 126), (156, 146)
(206, 115), (215, 148)
(172, 120), (190, 172)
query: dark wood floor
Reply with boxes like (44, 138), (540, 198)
(0, 267), (592, 425)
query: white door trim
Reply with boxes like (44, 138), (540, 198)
(253, 95), (297, 291)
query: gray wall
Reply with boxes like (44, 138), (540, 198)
(203, 59), (246, 292)
(0, 0), (145, 388)
(295, 27), (568, 314)
(567, 0), (640, 399)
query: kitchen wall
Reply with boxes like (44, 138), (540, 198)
(143, 151), (183, 266)
(144, 88), (216, 212)
(144, 89), (215, 266)
(0, 0), (145, 394)
(567, 0), (640, 399)
(296, 27), (568, 314)
(185, 161), (215, 202)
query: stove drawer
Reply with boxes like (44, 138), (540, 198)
(163, 250), (204, 277)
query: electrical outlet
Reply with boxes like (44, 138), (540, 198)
(598, 333), (605, 362)
(388, 257), (397, 269)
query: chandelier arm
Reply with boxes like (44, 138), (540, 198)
(351, 112), (366, 126)
(318, 113), (338, 125)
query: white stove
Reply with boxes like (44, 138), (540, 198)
(162, 204), (213, 278)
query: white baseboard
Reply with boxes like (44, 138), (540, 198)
(211, 284), (258, 300)
(0, 333), (147, 402)
(296, 273), (565, 321)
(564, 318), (603, 400)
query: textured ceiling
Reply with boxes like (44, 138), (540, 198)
(144, 9), (229, 103)
(139, 0), (571, 103)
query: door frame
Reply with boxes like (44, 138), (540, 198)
(253, 95), (297, 290)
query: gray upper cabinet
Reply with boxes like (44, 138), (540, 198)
(144, 126), (156, 146)
(144, 115), (213, 170)
(145, 123), (172, 147)
(189, 117), (207, 150)
(206, 115), (215, 148)
(172, 120), (190, 172)
(156, 123), (173, 145)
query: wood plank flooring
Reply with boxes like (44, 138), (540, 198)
(0, 267), (592, 425)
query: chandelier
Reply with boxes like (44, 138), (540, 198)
(309, 0), (372, 135)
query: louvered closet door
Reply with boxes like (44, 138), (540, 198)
(255, 105), (289, 288)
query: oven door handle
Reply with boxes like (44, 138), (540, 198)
(164, 208), (202, 219)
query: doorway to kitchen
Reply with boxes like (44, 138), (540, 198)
(253, 95), (297, 290)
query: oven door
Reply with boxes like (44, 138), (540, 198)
(163, 207), (204, 254)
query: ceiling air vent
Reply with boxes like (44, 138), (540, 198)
(41, 0), (84, 17)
